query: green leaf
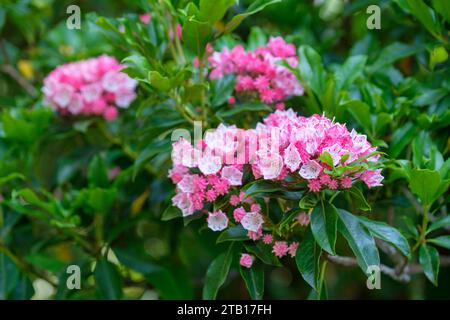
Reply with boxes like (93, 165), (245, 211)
(211, 75), (235, 107)
(217, 225), (248, 243)
(247, 27), (267, 50)
(133, 140), (170, 178)
(419, 244), (439, 285)
(11, 274), (34, 300)
(334, 55), (367, 92)
(0, 253), (20, 299)
(358, 216), (411, 257)
(406, 0), (441, 39)
(183, 3), (213, 58)
(202, 243), (234, 299)
(94, 258), (123, 300)
(240, 261), (264, 300)
(389, 122), (418, 158)
(299, 192), (319, 210)
(199, 0), (237, 23)
(408, 168), (449, 206)
(310, 202), (338, 255)
(88, 155), (109, 188)
(346, 187), (371, 211)
(244, 242), (282, 267)
(428, 235), (450, 249)
(148, 71), (172, 91)
(161, 205), (182, 221)
(224, 0), (281, 33)
(114, 246), (190, 299)
(243, 180), (282, 199)
(215, 102), (271, 120)
(340, 100), (372, 135)
(295, 229), (321, 290)
(427, 215), (450, 234)
(297, 45), (327, 97)
(0, 173), (25, 187)
(369, 42), (424, 72)
(431, 0), (450, 23)
(337, 209), (380, 272)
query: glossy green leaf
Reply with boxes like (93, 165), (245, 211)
(337, 209), (380, 272)
(419, 244), (439, 285)
(94, 258), (123, 300)
(224, 0), (281, 33)
(244, 242), (282, 267)
(295, 229), (321, 290)
(427, 215), (450, 234)
(240, 261), (264, 300)
(297, 45), (327, 97)
(88, 155), (109, 188)
(358, 216), (411, 257)
(217, 225), (248, 243)
(428, 236), (450, 249)
(202, 244), (234, 299)
(310, 202), (337, 255)
(0, 253), (20, 299)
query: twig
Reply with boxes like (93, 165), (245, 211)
(326, 254), (450, 283)
(0, 64), (38, 98)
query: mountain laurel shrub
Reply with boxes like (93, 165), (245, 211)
(0, 0), (449, 299)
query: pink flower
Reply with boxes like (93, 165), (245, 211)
(262, 234), (273, 244)
(229, 194), (240, 206)
(103, 107), (118, 120)
(241, 212), (264, 232)
(205, 189), (217, 202)
(327, 179), (338, 190)
(221, 166), (243, 186)
(228, 96), (236, 104)
(341, 177), (353, 189)
(207, 211), (229, 231)
(247, 227), (263, 240)
(250, 203), (261, 213)
(297, 212), (310, 226)
(272, 241), (289, 258)
(308, 179), (321, 192)
(288, 242), (299, 257)
(239, 253), (253, 268)
(43, 55), (136, 120)
(233, 207), (246, 223)
(139, 13), (152, 24)
(361, 169), (384, 188)
(299, 160), (322, 180)
(275, 102), (285, 110)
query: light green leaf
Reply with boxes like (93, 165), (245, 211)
(199, 0), (237, 23)
(428, 235), (450, 249)
(88, 155), (109, 188)
(297, 45), (327, 97)
(427, 215), (450, 234)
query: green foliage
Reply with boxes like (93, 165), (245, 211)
(0, 0), (449, 300)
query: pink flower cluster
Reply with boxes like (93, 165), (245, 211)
(208, 37), (304, 104)
(168, 109), (383, 266)
(43, 55), (137, 121)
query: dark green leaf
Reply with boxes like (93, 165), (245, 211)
(94, 258), (123, 300)
(240, 261), (264, 300)
(295, 229), (321, 290)
(202, 244), (234, 299)
(428, 235), (450, 249)
(310, 203), (338, 255)
(337, 209), (380, 272)
(217, 225), (248, 243)
(419, 244), (439, 285)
